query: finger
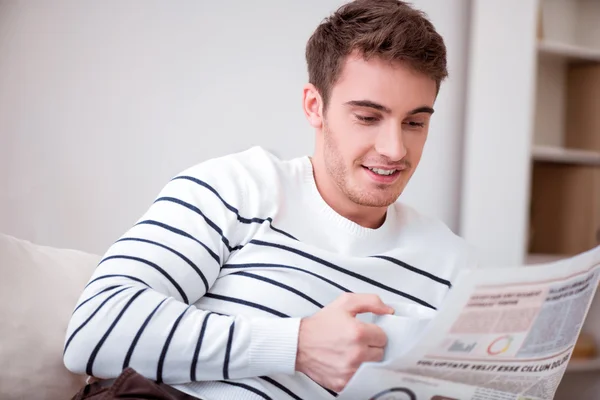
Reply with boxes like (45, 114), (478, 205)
(363, 346), (385, 363)
(339, 293), (395, 316)
(360, 323), (388, 347)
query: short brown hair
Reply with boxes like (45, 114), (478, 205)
(305, 0), (448, 108)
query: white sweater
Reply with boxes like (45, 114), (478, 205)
(64, 146), (476, 400)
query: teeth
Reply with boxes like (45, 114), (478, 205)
(368, 167), (397, 176)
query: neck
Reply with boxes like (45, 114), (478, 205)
(310, 156), (387, 229)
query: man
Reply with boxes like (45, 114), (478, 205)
(65, 1), (476, 399)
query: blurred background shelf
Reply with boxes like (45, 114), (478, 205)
(532, 145), (600, 166)
(566, 358), (600, 373)
(460, 0), (600, 398)
(538, 40), (600, 62)
(525, 253), (567, 265)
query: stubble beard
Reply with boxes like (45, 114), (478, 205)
(322, 123), (403, 208)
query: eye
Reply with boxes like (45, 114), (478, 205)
(354, 114), (380, 124)
(404, 121), (426, 129)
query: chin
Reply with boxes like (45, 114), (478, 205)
(349, 190), (402, 208)
(340, 175), (406, 207)
(366, 184), (405, 206)
(368, 197), (400, 208)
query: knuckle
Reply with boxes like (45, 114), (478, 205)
(348, 346), (365, 364)
(333, 379), (346, 392)
(368, 293), (382, 304)
(339, 292), (354, 304)
(382, 330), (389, 345)
(351, 325), (366, 342)
(371, 325), (386, 340)
(379, 334), (388, 347)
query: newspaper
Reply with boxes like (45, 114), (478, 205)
(339, 245), (600, 400)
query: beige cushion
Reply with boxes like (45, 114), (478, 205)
(0, 233), (99, 400)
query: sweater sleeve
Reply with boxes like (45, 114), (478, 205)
(63, 156), (301, 384)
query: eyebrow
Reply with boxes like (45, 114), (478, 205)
(344, 100), (435, 115)
(409, 106), (435, 115)
(345, 100), (392, 113)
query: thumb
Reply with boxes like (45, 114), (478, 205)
(340, 293), (395, 316)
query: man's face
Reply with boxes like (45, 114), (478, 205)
(316, 53), (437, 208)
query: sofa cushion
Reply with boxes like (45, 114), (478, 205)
(0, 232), (99, 400)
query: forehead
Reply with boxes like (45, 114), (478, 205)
(331, 53), (437, 111)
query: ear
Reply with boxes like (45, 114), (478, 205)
(302, 83), (323, 129)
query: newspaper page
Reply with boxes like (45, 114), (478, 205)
(339, 245), (600, 400)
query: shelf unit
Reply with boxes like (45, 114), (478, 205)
(537, 41), (600, 63)
(531, 145), (600, 166)
(461, 0), (600, 396)
(525, 253), (566, 265)
(528, 0), (600, 260)
(461, 0), (600, 265)
(531, 0), (600, 388)
(566, 357), (600, 373)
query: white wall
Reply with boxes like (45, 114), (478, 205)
(460, 0), (540, 267)
(0, 0), (470, 255)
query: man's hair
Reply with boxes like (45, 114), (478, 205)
(305, 0), (448, 108)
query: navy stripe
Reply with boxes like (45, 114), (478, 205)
(85, 274), (149, 289)
(157, 305), (191, 383)
(191, 312), (215, 381)
(267, 222), (297, 241)
(171, 176), (241, 215)
(222, 263), (351, 293)
(372, 255), (452, 288)
(64, 286), (130, 354)
(100, 255), (189, 304)
(260, 377), (304, 400)
(250, 240), (436, 310)
(204, 293), (288, 318)
(123, 297), (168, 370)
(223, 321), (235, 379)
(232, 271), (323, 308)
(117, 237), (209, 292)
(219, 381), (273, 400)
(86, 288), (147, 376)
(73, 285), (119, 314)
(155, 197), (243, 252)
(136, 220), (220, 264)
(171, 176), (297, 240)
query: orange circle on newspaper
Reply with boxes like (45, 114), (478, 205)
(487, 335), (513, 355)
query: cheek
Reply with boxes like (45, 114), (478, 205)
(347, 134), (376, 163)
(329, 119), (374, 161)
(404, 132), (428, 156)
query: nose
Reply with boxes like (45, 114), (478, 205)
(374, 123), (407, 162)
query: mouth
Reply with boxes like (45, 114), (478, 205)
(365, 167), (399, 176)
(362, 165), (404, 183)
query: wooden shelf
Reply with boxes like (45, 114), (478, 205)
(566, 358), (600, 372)
(532, 145), (600, 166)
(538, 41), (600, 63)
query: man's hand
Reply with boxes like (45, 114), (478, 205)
(295, 293), (394, 392)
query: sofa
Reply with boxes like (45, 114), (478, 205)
(0, 232), (100, 399)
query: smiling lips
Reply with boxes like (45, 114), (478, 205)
(367, 167), (398, 176)
(362, 165), (406, 184)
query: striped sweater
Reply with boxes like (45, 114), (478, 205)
(63, 146), (476, 400)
